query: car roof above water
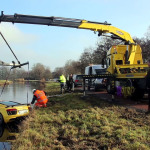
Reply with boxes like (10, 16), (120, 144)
(0, 101), (21, 106)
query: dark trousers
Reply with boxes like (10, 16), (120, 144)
(60, 83), (66, 94)
(68, 83), (73, 91)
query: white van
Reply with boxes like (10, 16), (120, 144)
(85, 64), (106, 75)
(85, 64), (107, 91)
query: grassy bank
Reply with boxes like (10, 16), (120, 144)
(0, 80), (13, 86)
(45, 82), (60, 95)
(12, 92), (150, 150)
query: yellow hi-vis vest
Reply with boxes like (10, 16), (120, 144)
(60, 75), (66, 83)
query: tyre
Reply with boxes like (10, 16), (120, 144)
(132, 79), (146, 100)
(0, 125), (4, 137)
(0, 113), (4, 125)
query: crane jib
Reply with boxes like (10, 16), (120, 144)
(0, 11), (134, 43)
(0, 11), (110, 28)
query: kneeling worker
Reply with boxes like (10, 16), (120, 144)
(31, 89), (48, 107)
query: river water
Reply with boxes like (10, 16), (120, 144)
(0, 82), (42, 104)
(0, 82), (42, 150)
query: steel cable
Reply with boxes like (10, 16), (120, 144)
(26, 63), (30, 104)
(0, 32), (20, 65)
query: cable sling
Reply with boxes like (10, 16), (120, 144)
(26, 62), (30, 104)
(0, 32), (20, 65)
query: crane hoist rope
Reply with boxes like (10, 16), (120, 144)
(0, 32), (20, 65)
(0, 32), (29, 103)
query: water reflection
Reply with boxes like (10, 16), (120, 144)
(0, 81), (44, 150)
(0, 82), (42, 104)
(0, 123), (19, 150)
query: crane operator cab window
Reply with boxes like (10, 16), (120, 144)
(116, 60), (123, 65)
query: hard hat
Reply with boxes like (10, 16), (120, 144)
(32, 89), (36, 93)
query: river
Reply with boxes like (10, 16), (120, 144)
(0, 82), (42, 150)
(0, 82), (42, 104)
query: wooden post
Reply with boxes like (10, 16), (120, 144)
(83, 78), (86, 96)
(72, 82), (74, 91)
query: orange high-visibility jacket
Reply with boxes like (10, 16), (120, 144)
(34, 90), (48, 103)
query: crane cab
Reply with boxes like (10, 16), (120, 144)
(106, 45), (144, 75)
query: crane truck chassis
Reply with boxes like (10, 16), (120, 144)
(0, 11), (149, 98)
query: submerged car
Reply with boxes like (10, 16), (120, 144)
(0, 101), (30, 125)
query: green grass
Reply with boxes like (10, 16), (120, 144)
(45, 82), (61, 95)
(12, 92), (150, 150)
(0, 80), (13, 85)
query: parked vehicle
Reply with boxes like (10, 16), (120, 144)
(53, 78), (59, 82)
(85, 65), (107, 91)
(73, 75), (83, 87)
(0, 101), (30, 125)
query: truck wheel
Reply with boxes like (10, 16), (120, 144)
(0, 125), (4, 137)
(132, 79), (146, 100)
(0, 113), (4, 125)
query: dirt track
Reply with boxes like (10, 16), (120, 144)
(76, 86), (149, 112)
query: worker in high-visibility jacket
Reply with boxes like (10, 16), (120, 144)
(31, 89), (48, 107)
(59, 74), (66, 94)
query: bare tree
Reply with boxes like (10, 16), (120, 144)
(64, 60), (81, 75)
(134, 37), (150, 62)
(44, 67), (52, 80)
(52, 67), (64, 78)
(0, 66), (10, 80)
(30, 63), (52, 80)
(145, 26), (150, 40)
(79, 47), (94, 73)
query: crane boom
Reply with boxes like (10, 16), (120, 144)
(0, 11), (148, 98)
(0, 11), (134, 44)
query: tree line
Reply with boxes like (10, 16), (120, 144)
(0, 63), (52, 81)
(0, 26), (150, 80)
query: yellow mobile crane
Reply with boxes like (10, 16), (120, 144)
(0, 11), (148, 96)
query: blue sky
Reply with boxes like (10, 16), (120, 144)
(0, 0), (150, 71)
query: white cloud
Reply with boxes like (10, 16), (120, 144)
(0, 23), (38, 45)
(0, 23), (39, 67)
